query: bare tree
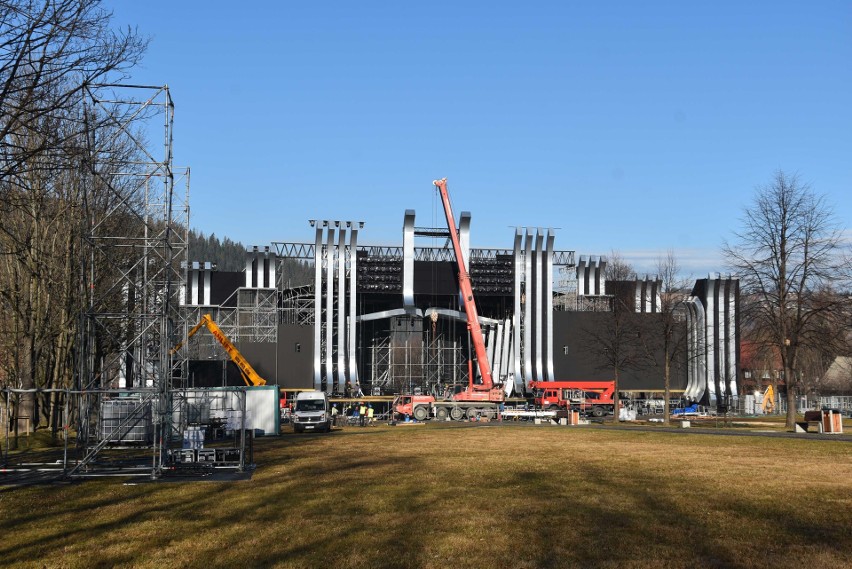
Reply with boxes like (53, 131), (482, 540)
(1, 0), (146, 181)
(819, 355), (852, 395)
(794, 297), (851, 398)
(605, 249), (637, 282)
(651, 250), (691, 425)
(739, 330), (780, 409)
(723, 171), (851, 428)
(583, 297), (645, 421)
(0, 1), (146, 446)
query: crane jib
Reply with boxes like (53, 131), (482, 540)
(433, 178), (494, 390)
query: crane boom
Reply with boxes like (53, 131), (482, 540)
(170, 314), (267, 387)
(433, 178), (494, 391)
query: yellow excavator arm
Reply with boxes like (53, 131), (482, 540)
(761, 384), (775, 413)
(170, 314), (267, 386)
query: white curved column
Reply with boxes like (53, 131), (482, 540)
(512, 230), (523, 393)
(348, 228), (359, 384)
(403, 210), (415, 309)
(523, 230), (533, 384)
(313, 227), (323, 390)
(545, 230), (555, 381)
(325, 228), (335, 393)
(336, 228), (347, 392)
(534, 230), (544, 382)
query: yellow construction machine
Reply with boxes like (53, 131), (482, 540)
(761, 385), (775, 414)
(170, 314), (267, 387)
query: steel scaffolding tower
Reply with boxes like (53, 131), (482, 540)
(280, 285), (315, 326)
(237, 288), (278, 343)
(76, 84), (188, 477)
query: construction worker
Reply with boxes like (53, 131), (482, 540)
(359, 402), (367, 426)
(366, 404), (374, 426)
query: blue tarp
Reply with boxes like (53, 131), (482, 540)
(671, 403), (699, 416)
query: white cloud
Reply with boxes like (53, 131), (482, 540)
(578, 247), (728, 279)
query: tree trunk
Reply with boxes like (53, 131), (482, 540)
(20, 335), (35, 435)
(770, 377), (779, 415)
(613, 367), (620, 423)
(663, 357), (671, 426)
(11, 393), (20, 450)
(785, 366), (797, 428)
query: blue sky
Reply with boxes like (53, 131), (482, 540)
(108, 1), (851, 277)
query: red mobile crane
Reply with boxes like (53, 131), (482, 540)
(528, 380), (616, 418)
(393, 178), (504, 422)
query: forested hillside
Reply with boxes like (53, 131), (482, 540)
(188, 229), (314, 286)
(188, 231), (247, 271)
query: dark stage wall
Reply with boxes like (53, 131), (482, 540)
(276, 323), (314, 389)
(187, 323), (314, 388)
(552, 312), (688, 392)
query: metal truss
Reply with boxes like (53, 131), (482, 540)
(272, 242), (316, 260)
(366, 331), (428, 395)
(78, 84), (188, 477)
(202, 285), (277, 344)
(273, 242), (576, 266)
(414, 226), (451, 238)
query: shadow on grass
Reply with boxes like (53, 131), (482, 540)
(502, 462), (851, 569)
(0, 432), (429, 568)
(1, 428), (850, 568)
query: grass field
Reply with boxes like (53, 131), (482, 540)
(1, 424), (850, 569)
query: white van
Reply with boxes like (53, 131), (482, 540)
(293, 390), (331, 433)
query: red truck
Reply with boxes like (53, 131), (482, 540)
(528, 381), (616, 418)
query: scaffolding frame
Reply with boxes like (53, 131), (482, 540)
(280, 285), (315, 326)
(363, 319), (468, 396)
(554, 266), (614, 312)
(77, 84), (188, 478)
(237, 288), (278, 343)
(0, 387), (250, 481)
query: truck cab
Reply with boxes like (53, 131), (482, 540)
(393, 394), (435, 421)
(293, 390), (331, 433)
(530, 381), (615, 418)
(534, 387), (564, 409)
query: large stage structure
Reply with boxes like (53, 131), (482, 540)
(182, 199), (740, 410)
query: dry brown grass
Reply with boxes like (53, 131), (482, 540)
(1, 423), (850, 569)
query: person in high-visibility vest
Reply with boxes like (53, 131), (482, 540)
(366, 404), (375, 426)
(359, 403), (367, 426)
